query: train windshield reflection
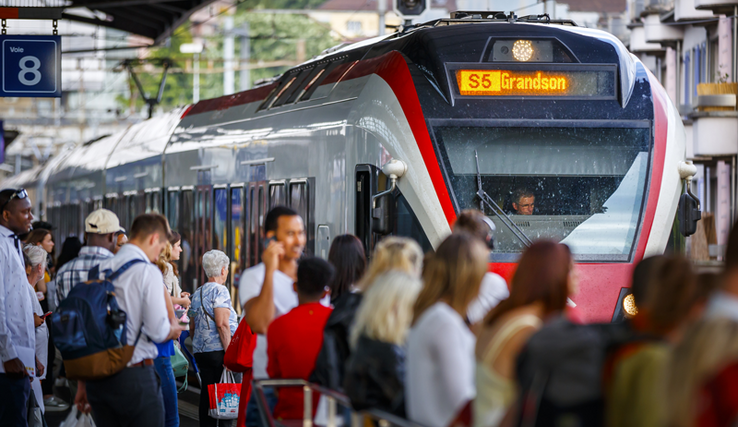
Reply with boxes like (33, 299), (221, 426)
(434, 125), (651, 261)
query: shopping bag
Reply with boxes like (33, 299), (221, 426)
(59, 406), (97, 427)
(208, 369), (241, 420)
(27, 389), (46, 427)
(224, 317), (257, 373)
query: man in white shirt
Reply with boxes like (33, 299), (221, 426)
(453, 209), (510, 324)
(0, 188), (36, 427)
(74, 213), (184, 427)
(239, 206), (307, 427)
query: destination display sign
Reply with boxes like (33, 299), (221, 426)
(455, 68), (616, 98)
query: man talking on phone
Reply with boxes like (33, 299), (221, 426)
(239, 206), (328, 427)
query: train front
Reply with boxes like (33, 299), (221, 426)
(400, 21), (685, 322)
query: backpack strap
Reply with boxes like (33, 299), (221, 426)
(108, 259), (148, 281)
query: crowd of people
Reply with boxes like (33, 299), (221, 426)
(5, 185), (738, 427)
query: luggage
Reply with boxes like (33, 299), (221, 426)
(208, 369), (241, 420)
(50, 259), (146, 381)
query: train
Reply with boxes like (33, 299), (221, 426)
(2, 12), (689, 322)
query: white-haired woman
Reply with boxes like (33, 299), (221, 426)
(23, 244), (50, 411)
(190, 249), (238, 427)
(344, 271), (423, 417)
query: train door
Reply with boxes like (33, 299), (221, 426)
(355, 165), (433, 254)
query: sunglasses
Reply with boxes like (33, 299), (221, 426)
(1, 188), (28, 213)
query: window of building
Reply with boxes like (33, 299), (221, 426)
(346, 20), (362, 33)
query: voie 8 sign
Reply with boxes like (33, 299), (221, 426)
(0, 35), (61, 98)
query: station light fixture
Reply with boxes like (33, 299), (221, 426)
(512, 40), (534, 62)
(180, 43), (204, 54)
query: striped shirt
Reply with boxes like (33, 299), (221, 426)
(55, 246), (115, 303)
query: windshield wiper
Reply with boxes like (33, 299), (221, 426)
(474, 150), (533, 248)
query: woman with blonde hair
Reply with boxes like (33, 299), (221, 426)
(312, 236), (423, 392)
(344, 271), (422, 416)
(406, 233), (488, 427)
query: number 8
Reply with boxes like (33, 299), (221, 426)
(18, 56), (41, 86)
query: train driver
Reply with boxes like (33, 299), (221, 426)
(512, 188), (535, 215)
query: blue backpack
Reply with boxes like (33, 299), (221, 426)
(50, 259), (146, 381)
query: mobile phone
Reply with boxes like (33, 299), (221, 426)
(263, 236), (276, 250)
(40, 311), (52, 320)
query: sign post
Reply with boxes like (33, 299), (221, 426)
(0, 35), (60, 98)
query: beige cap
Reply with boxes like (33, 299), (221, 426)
(85, 209), (124, 234)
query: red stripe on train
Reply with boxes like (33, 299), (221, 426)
(185, 83), (278, 116)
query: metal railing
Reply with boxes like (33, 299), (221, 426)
(252, 379), (425, 427)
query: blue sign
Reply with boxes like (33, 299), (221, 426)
(0, 35), (60, 98)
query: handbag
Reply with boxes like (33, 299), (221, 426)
(224, 317), (257, 373)
(208, 369), (241, 420)
(171, 341), (190, 393)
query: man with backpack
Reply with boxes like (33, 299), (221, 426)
(0, 188), (36, 426)
(73, 213), (185, 427)
(56, 208), (122, 303)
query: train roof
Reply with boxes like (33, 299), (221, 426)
(181, 19), (640, 128)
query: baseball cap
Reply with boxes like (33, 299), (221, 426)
(85, 209), (124, 234)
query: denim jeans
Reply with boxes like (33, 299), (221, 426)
(246, 386), (277, 427)
(154, 356), (180, 427)
(0, 373), (30, 427)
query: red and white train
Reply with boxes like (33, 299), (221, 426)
(5, 13), (688, 322)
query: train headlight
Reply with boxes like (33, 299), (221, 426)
(622, 293), (638, 317)
(512, 40), (534, 61)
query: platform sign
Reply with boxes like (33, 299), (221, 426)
(0, 35), (60, 98)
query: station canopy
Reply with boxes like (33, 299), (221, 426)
(1, 0), (217, 44)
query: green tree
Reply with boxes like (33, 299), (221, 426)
(120, 7), (338, 112)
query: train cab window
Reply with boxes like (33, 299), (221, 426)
(433, 125), (651, 261)
(260, 76), (298, 111)
(214, 188), (228, 253)
(269, 182), (286, 208)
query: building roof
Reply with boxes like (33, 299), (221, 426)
(559, 0), (626, 13)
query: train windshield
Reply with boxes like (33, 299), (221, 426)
(433, 125), (651, 262)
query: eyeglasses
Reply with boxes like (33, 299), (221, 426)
(1, 188), (28, 213)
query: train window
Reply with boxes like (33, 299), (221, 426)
(272, 67), (314, 108)
(289, 181), (308, 226)
(433, 125), (651, 261)
(146, 190), (161, 214)
(302, 57), (352, 101)
(269, 182), (285, 208)
(394, 193), (433, 254)
(167, 190), (179, 231)
(230, 187), (244, 315)
(249, 186), (259, 266)
(261, 76), (297, 110)
(180, 190), (195, 293)
(214, 188), (228, 253)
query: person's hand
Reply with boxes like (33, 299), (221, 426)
(180, 292), (190, 299)
(3, 358), (28, 379)
(36, 357), (44, 377)
(75, 381), (92, 414)
(262, 240), (285, 272)
(33, 314), (43, 328)
(169, 316), (185, 340)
